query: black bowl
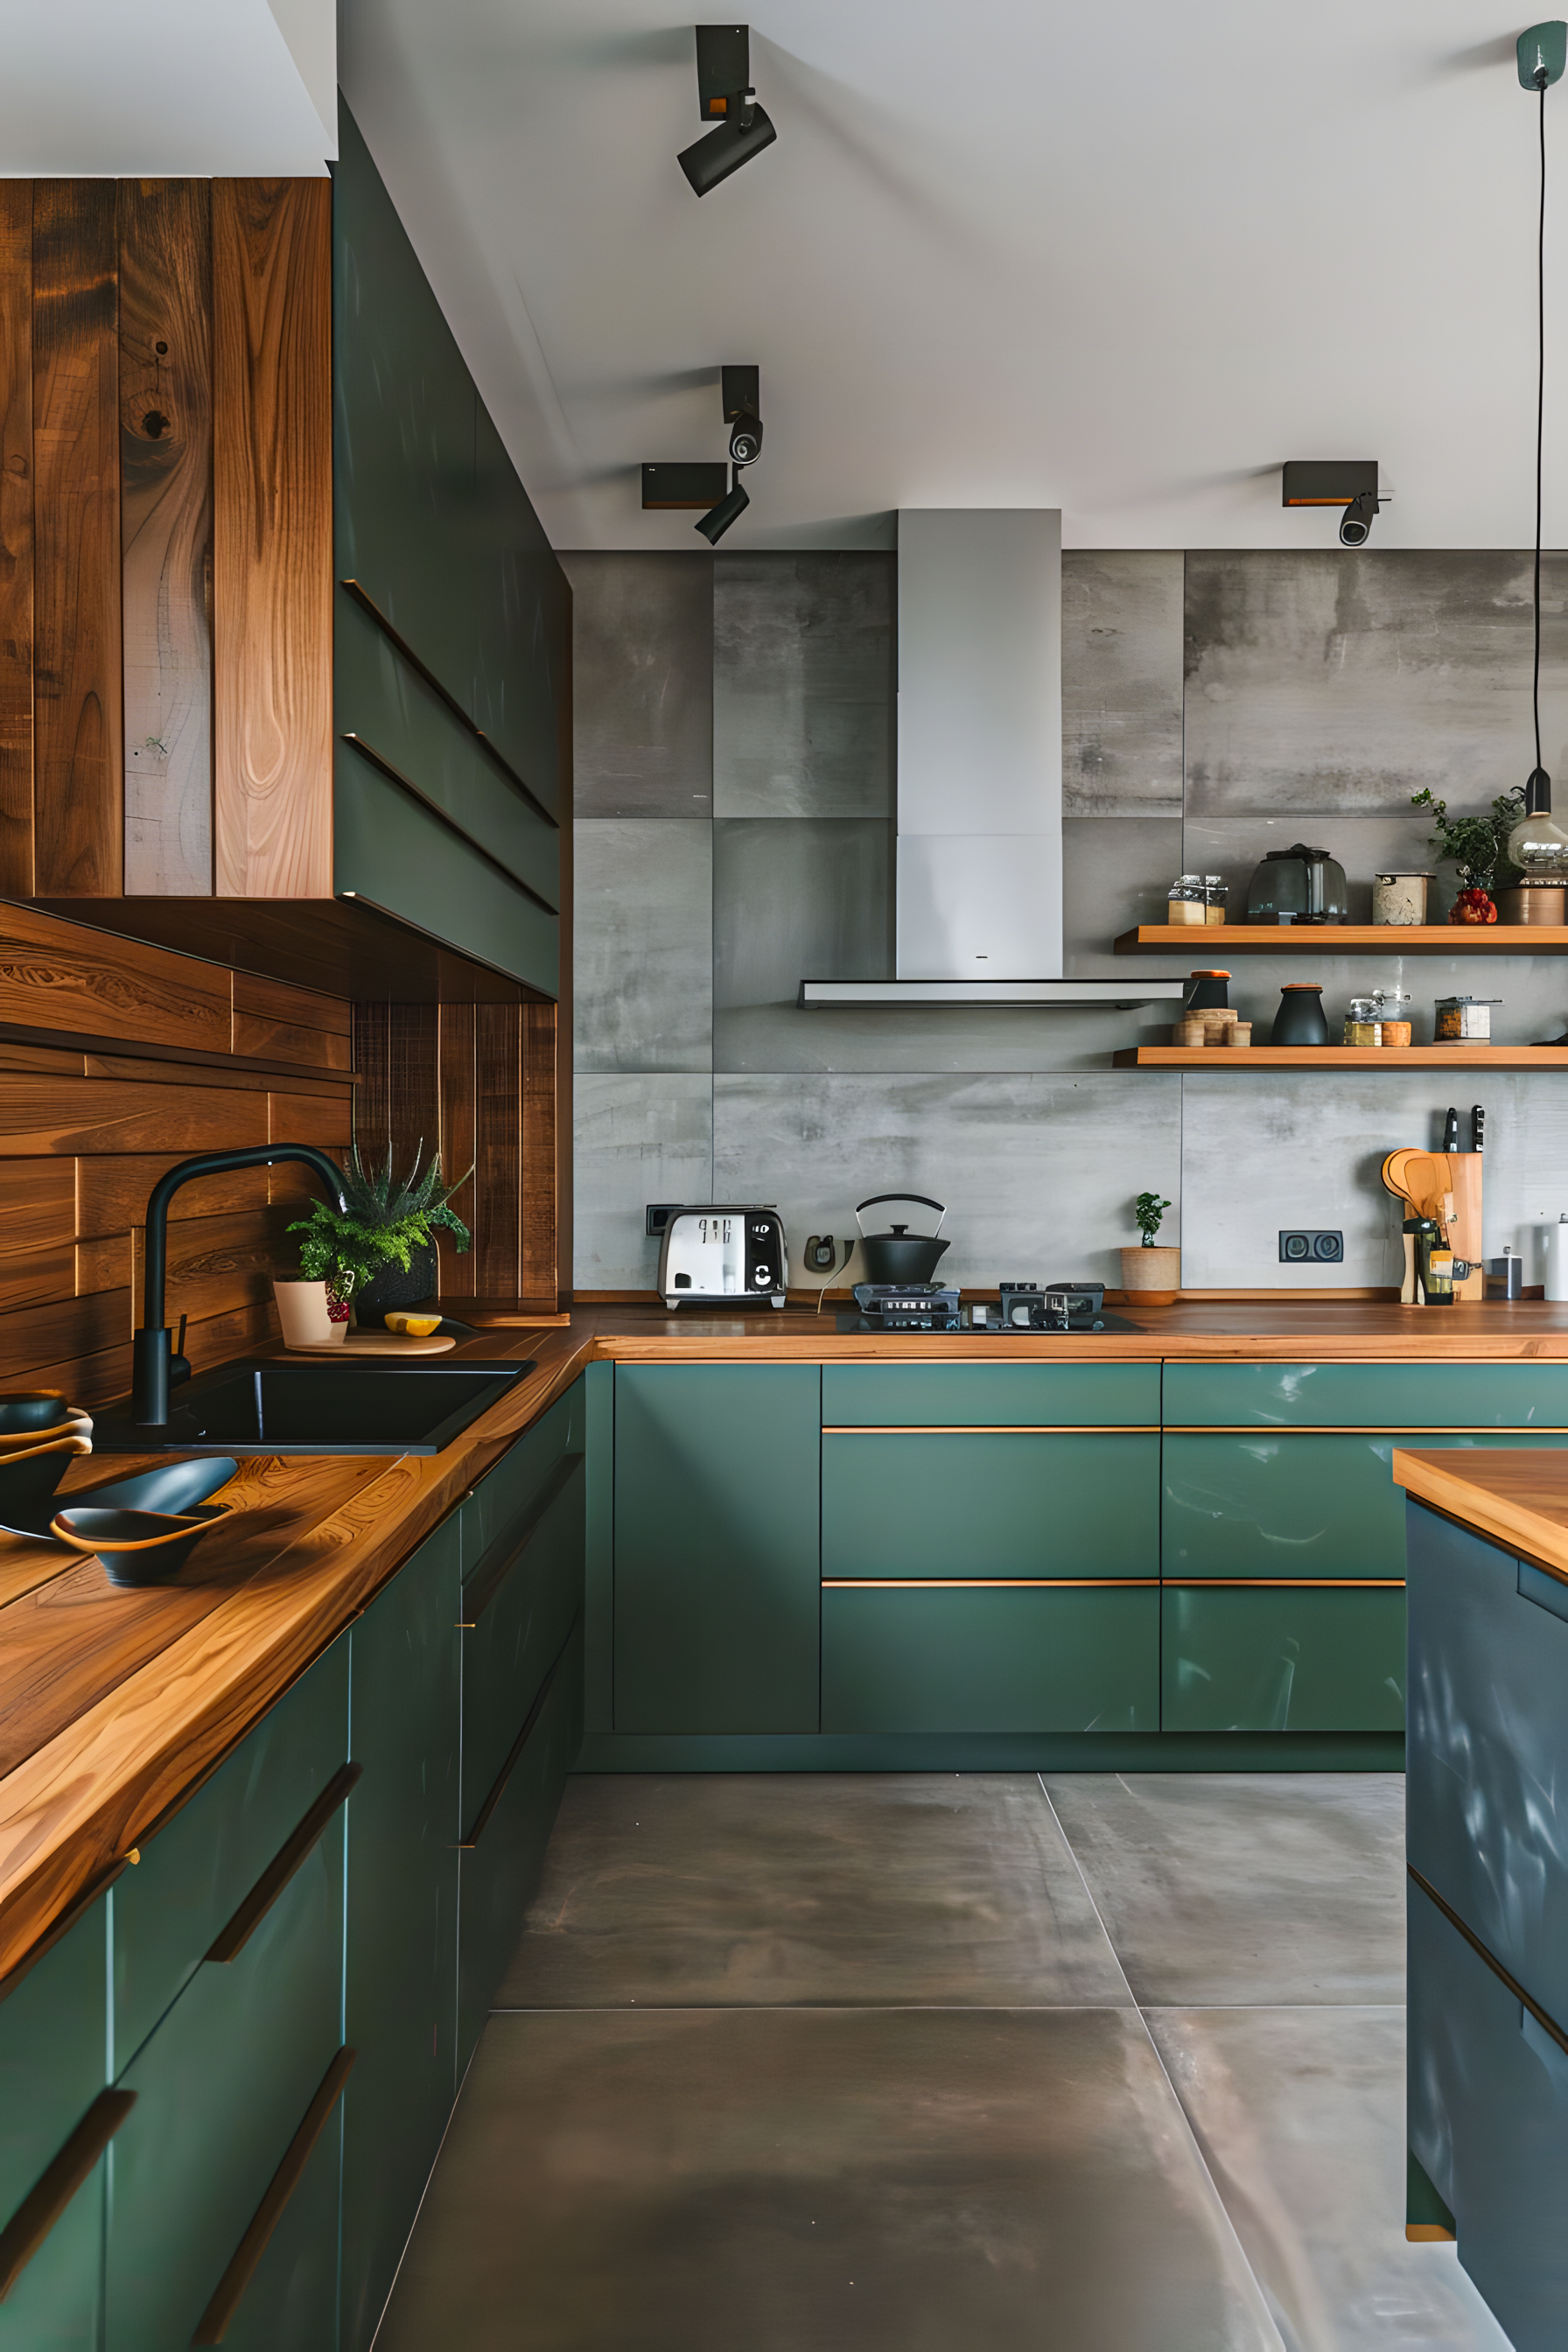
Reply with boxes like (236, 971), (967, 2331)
(0, 1391), (80, 1438)
(50, 1504), (230, 1587)
(0, 1435), (93, 1526)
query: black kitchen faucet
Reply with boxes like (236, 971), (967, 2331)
(131, 1146), (347, 1427)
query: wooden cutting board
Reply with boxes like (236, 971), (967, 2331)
(280, 1333), (456, 1357)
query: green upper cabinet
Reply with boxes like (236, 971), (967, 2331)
(613, 1366), (822, 1734)
(332, 100), (569, 988)
(1164, 1362), (1568, 1428)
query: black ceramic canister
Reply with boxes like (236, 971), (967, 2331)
(1270, 984), (1330, 1046)
(1181, 970), (1231, 1013)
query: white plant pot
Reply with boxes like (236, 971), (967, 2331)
(272, 1278), (347, 1348)
(1119, 1245), (1181, 1305)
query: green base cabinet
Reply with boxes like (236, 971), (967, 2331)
(1161, 1586), (1406, 1732)
(0, 1903), (111, 2352)
(216, 2104), (343, 2352)
(822, 1586), (1158, 1733)
(341, 1517), (461, 2352)
(823, 1432), (1157, 1580)
(613, 1365), (821, 1734)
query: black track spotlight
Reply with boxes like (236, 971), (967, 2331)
(722, 363), (763, 465)
(677, 26), (776, 194)
(1338, 491), (1378, 547)
(696, 466), (750, 544)
(1282, 461), (1388, 548)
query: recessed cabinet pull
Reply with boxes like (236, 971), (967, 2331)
(458, 1614), (579, 1850)
(190, 2048), (355, 2346)
(463, 1454), (583, 1624)
(0, 2089), (136, 2302)
(204, 1764), (362, 1966)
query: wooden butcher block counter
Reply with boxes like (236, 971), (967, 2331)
(7, 1296), (1568, 1983)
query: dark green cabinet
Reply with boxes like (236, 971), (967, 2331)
(0, 1904), (111, 2351)
(1161, 1585), (1406, 1732)
(613, 1365), (822, 1733)
(824, 1431), (1157, 1579)
(341, 1517), (461, 2352)
(1165, 1360), (1568, 1428)
(822, 1586), (1158, 1732)
(822, 1362), (1158, 1427)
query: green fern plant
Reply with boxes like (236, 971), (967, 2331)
(288, 1141), (472, 1302)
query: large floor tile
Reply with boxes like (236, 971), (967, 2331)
(1042, 1773), (1404, 2006)
(377, 2007), (1283, 2352)
(499, 1773), (1132, 2009)
(1146, 2006), (1512, 2352)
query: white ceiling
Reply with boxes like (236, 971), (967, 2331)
(0, 0), (335, 176)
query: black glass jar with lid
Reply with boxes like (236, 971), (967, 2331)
(1270, 984), (1330, 1046)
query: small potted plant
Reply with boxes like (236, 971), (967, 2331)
(276, 1141), (473, 1340)
(1410, 786), (1526, 923)
(1120, 1191), (1180, 1306)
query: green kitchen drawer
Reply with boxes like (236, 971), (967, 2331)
(822, 1362), (1159, 1428)
(106, 1799), (346, 2351)
(823, 1431), (1158, 1579)
(461, 1382), (584, 1580)
(821, 1585), (1158, 1733)
(113, 1636), (350, 2069)
(0, 1902), (113, 2350)
(1164, 1361), (1568, 1429)
(458, 1619), (583, 2073)
(1165, 1431), (1568, 1581)
(461, 1459), (584, 1824)
(1161, 1585), (1406, 1732)
(214, 2102), (343, 2352)
(614, 1365), (821, 1735)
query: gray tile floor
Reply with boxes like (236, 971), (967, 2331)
(377, 1773), (1511, 2352)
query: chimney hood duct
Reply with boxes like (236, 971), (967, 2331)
(799, 508), (1182, 1012)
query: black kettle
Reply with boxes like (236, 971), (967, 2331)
(855, 1194), (950, 1285)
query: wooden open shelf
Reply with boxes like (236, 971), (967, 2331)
(1114, 924), (1568, 955)
(1112, 1045), (1568, 1068)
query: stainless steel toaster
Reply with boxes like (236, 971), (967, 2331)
(657, 1206), (788, 1309)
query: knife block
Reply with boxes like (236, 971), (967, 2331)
(1448, 1155), (1484, 1301)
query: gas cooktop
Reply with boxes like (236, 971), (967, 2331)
(838, 1281), (1139, 1335)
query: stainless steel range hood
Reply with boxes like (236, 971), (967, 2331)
(799, 508), (1184, 1013)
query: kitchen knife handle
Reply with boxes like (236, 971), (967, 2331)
(1444, 1107), (1460, 1152)
(1472, 1103), (1485, 1154)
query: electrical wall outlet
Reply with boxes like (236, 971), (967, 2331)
(1279, 1228), (1344, 1264)
(645, 1203), (682, 1236)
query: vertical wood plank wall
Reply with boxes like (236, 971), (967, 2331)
(0, 901), (351, 1404)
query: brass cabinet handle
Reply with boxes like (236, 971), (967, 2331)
(204, 1764), (362, 1967)
(461, 1453), (583, 1625)
(458, 1613), (579, 1850)
(1409, 1866), (1568, 2061)
(0, 2089), (136, 2302)
(190, 2047), (355, 2345)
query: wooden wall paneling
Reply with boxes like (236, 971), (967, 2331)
(0, 1157), (74, 1250)
(0, 184), (33, 898)
(213, 178), (332, 898)
(266, 1088), (353, 1151)
(130, 1207), (293, 1331)
(521, 1000), (557, 1307)
(473, 1002), (521, 1297)
(232, 971), (352, 1070)
(387, 1002), (438, 1171)
(0, 1243), (77, 1313)
(350, 1001), (390, 1147)
(436, 1000), (476, 1298)
(18, 1340), (131, 1410)
(0, 901), (230, 1054)
(32, 182), (122, 896)
(0, 1078), (270, 1157)
(78, 1152), (271, 1239)
(119, 179), (214, 896)
(0, 1290), (131, 1383)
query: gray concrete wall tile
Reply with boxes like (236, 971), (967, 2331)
(572, 1074), (713, 1291)
(713, 554), (894, 816)
(713, 816), (892, 1008)
(1062, 552), (1184, 816)
(573, 820), (713, 1074)
(712, 1001), (1178, 1074)
(714, 1071), (1180, 1288)
(1184, 550), (1568, 817)
(1064, 815), (1186, 972)
(562, 552), (713, 817)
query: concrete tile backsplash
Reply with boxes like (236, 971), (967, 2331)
(570, 547), (1568, 1293)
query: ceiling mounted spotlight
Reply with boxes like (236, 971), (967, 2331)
(678, 25), (776, 195)
(1282, 460), (1389, 547)
(695, 467), (751, 544)
(723, 364), (763, 465)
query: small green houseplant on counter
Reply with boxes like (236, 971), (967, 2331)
(278, 1142), (473, 1339)
(1120, 1190), (1180, 1306)
(1410, 785), (1526, 923)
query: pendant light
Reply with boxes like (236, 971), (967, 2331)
(1507, 24), (1568, 876)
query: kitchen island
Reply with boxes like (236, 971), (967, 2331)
(3, 1299), (1568, 2347)
(1394, 1444), (1568, 2352)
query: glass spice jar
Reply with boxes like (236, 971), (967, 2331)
(1167, 874), (1208, 928)
(1343, 997), (1380, 1046)
(1203, 875), (1228, 925)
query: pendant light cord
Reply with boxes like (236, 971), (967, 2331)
(1536, 74), (1548, 778)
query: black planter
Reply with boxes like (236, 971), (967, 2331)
(354, 1242), (439, 1329)
(1270, 984), (1330, 1046)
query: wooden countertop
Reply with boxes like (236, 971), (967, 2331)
(1393, 1447), (1568, 1580)
(8, 1295), (1568, 1985)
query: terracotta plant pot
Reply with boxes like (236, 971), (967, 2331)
(1120, 1244), (1180, 1307)
(272, 1279), (349, 1348)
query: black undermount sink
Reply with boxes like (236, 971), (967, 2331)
(93, 1360), (535, 1457)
